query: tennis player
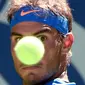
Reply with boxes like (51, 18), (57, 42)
(7, 0), (76, 85)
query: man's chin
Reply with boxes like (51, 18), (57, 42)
(22, 73), (45, 85)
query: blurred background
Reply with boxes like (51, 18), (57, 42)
(0, 0), (85, 85)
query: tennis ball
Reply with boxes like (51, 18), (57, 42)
(14, 36), (45, 65)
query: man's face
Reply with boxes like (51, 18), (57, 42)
(11, 22), (63, 84)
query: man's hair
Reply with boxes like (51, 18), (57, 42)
(7, 0), (72, 32)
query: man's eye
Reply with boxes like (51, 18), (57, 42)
(15, 37), (22, 42)
(37, 35), (47, 42)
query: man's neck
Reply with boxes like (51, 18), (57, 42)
(59, 71), (69, 82)
(23, 81), (31, 85)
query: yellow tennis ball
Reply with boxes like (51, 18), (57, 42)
(14, 36), (45, 65)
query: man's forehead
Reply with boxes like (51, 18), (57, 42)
(11, 22), (51, 31)
(11, 22), (57, 36)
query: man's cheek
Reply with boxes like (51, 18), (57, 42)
(11, 49), (21, 68)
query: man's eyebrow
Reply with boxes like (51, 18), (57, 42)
(11, 27), (52, 36)
(11, 32), (23, 36)
(34, 27), (52, 35)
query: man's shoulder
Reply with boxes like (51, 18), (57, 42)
(45, 78), (76, 85)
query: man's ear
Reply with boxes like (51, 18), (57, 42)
(55, 33), (74, 77)
(57, 33), (74, 75)
(62, 33), (74, 53)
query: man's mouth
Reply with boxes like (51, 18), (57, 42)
(21, 63), (42, 70)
